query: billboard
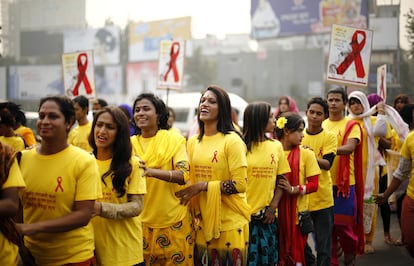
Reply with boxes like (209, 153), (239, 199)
(64, 26), (120, 65)
(8, 65), (64, 100)
(94, 65), (123, 97)
(250, 0), (367, 39)
(126, 61), (159, 98)
(128, 17), (191, 62)
(20, 31), (63, 57)
(0, 67), (6, 100)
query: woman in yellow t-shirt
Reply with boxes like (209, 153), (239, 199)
(17, 96), (101, 266)
(0, 143), (26, 266)
(89, 106), (146, 266)
(0, 108), (25, 151)
(243, 101), (290, 265)
(130, 93), (192, 265)
(176, 85), (250, 265)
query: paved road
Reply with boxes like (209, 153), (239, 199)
(307, 210), (413, 265)
(356, 211), (413, 265)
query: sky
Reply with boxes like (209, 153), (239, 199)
(86, 0), (250, 39)
(86, 0), (414, 48)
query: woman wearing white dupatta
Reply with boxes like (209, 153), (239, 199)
(347, 90), (388, 254)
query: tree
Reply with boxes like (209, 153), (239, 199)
(405, 8), (414, 58)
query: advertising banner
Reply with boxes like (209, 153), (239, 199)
(62, 50), (96, 98)
(251, 0), (367, 39)
(157, 40), (185, 90)
(64, 26), (120, 65)
(326, 24), (373, 88)
(126, 61), (159, 97)
(129, 17), (191, 62)
(8, 65), (64, 100)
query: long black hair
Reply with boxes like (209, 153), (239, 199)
(242, 101), (272, 152)
(89, 106), (132, 197)
(197, 85), (236, 141)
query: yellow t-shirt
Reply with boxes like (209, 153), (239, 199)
(131, 130), (189, 227)
(19, 146), (101, 266)
(302, 129), (337, 211)
(400, 131), (414, 200)
(169, 126), (182, 136)
(322, 117), (361, 186)
(284, 148), (321, 215)
(0, 136), (25, 151)
(187, 131), (249, 231)
(246, 139), (290, 214)
(391, 129), (403, 151)
(68, 121), (93, 152)
(15, 125), (37, 147)
(92, 156), (147, 266)
(0, 159), (25, 266)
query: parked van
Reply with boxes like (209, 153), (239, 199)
(164, 92), (248, 136)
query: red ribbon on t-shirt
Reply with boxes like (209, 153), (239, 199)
(55, 176), (64, 192)
(72, 53), (92, 96)
(163, 41), (180, 82)
(211, 150), (218, 163)
(336, 30), (366, 78)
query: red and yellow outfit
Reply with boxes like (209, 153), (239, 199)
(278, 146), (320, 266)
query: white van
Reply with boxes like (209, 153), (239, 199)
(164, 92), (248, 136)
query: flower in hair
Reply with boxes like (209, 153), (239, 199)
(276, 117), (287, 129)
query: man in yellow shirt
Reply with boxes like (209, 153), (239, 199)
(68, 95), (93, 152)
(303, 97), (337, 266)
(322, 88), (363, 266)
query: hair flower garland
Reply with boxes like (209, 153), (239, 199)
(276, 117), (287, 129)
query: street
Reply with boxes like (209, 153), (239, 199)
(351, 210), (412, 265)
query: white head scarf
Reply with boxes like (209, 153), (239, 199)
(347, 90), (378, 199)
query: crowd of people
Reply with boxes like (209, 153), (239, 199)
(0, 87), (414, 266)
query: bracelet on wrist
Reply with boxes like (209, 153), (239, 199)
(266, 206), (276, 214)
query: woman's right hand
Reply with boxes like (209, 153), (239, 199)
(175, 182), (207, 205)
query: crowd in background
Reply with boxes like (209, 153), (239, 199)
(1, 87), (414, 266)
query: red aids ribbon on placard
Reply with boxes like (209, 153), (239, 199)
(336, 30), (366, 78)
(72, 53), (93, 96)
(163, 41), (180, 82)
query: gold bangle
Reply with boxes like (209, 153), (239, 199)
(169, 171), (173, 182)
(290, 186), (294, 193)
